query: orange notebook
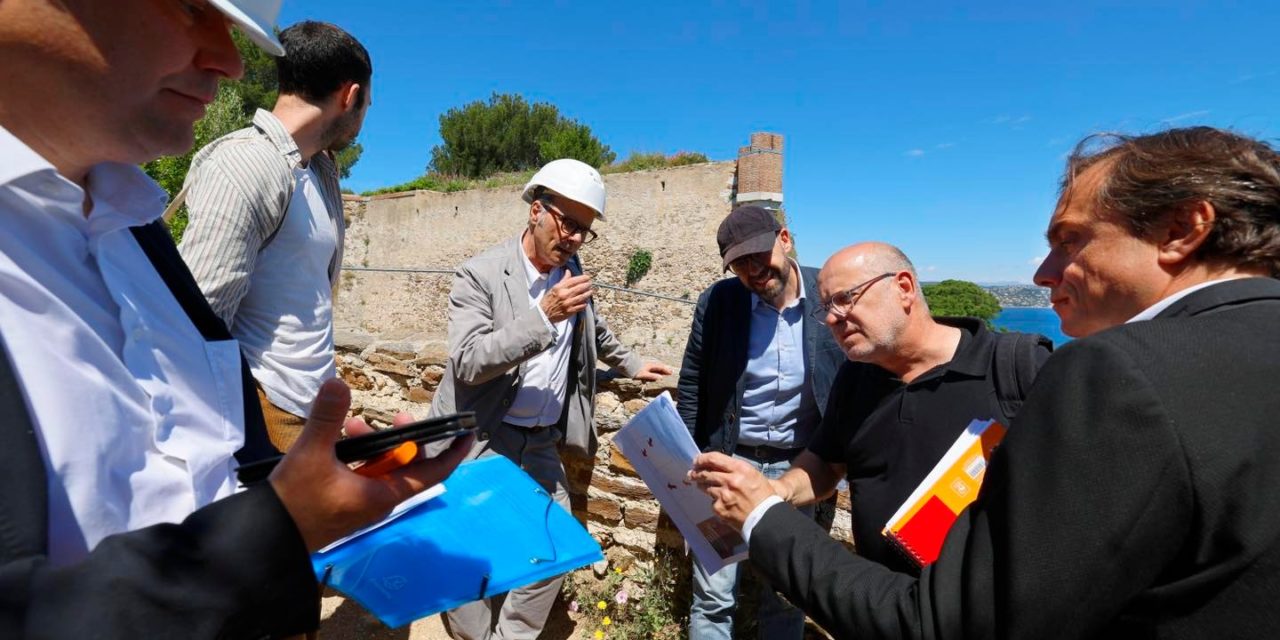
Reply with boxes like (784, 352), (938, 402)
(882, 419), (1007, 568)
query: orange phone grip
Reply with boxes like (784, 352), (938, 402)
(353, 441), (419, 478)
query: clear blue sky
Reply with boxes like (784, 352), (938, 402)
(279, 1), (1280, 284)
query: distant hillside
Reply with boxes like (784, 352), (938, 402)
(983, 284), (1050, 308)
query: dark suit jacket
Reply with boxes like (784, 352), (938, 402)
(0, 221), (316, 639)
(677, 266), (845, 453)
(750, 277), (1280, 639)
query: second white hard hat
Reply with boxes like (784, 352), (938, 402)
(209, 0), (285, 56)
(522, 159), (607, 220)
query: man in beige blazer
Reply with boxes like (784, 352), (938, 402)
(430, 158), (672, 640)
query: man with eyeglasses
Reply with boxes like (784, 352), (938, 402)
(429, 158), (672, 640)
(694, 242), (1051, 577)
(677, 205), (844, 639)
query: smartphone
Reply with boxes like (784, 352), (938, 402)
(236, 411), (477, 486)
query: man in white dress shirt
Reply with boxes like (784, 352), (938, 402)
(0, 1), (470, 637)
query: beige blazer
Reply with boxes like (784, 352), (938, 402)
(428, 236), (643, 456)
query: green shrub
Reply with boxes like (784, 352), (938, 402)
(603, 151), (711, 174)
(922, 279), (1002, 326)
(429, 92), (615, 178)
(625, 249), (653, 287)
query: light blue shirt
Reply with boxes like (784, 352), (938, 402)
(737, 262), (820, 448)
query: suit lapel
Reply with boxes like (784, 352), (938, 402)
(503, 237), (530, 324)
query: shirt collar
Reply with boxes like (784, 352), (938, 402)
(1, 123), (166, 230)
(1126, 277), (1250, 323)
(252, 109), (304, 169)
(928, 317), (989, 378)
(0, 124), (58, 187)
(750, 259), (806, 311)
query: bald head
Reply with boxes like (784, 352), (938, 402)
(818, 242), (940, 373)
(823, 242), (917, 283)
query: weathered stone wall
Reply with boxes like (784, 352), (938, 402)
(336, 160), (739, 367)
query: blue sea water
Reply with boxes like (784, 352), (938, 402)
(993, 307), (1071, 347)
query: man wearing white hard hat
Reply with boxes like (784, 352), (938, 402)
(0, 1), (470, 637)
(430, 158), (673, 640)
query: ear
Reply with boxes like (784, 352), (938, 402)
(777, 228), (793, 253)
(892, 270), (916, 310)
(528, 199), (543, 228)
(338, 82), (362, 112)
(1157, 201), (1215, 267)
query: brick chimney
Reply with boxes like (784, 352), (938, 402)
(735, 132), (783, 211)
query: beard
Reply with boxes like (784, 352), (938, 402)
(324, 109), (363, 152)
(748, 262), (791, 305)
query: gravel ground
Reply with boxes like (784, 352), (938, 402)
(316, 594), (582, 640)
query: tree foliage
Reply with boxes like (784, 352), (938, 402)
(922, 279), (1002, 324)
(429, 93), (615, 178)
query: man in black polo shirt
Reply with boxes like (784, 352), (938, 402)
(730, 242), (1050, 574)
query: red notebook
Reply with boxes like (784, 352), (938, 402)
(882, 419), (1006, 567)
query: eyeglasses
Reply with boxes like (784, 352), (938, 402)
(811, 272), (896, 319)
(539, 199), (598, 245)
(728, 253), (771, 277)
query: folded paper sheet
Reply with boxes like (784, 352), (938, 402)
(312, 455), (603, 628)
(614, 392), (748, 574)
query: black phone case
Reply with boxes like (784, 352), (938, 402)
(236, 411), (477, 486)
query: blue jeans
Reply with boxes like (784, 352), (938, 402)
(688, 454), (811, 640)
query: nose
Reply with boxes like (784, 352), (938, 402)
(1033, 252), (1061, 288)
(194, 12), (245, 81)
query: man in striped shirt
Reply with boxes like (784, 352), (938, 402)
(180, 21), (371, 451)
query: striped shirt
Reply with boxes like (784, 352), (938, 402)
(178, 109), (345, 328)
(178, 109), (346, 416)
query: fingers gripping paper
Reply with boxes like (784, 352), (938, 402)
(614, 393), (748, 574)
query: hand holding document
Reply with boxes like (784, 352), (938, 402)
(312, 456), (602, 628)
(613, 393), (748, 574)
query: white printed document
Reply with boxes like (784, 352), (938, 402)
(613, 392), (748, 574)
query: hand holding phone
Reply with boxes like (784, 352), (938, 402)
(237, 412), (477, 486)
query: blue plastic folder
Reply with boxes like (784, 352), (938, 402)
(311, 455), (603, 628)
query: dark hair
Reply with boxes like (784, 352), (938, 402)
(1063, 127), (1280, 275)
(277, 21), (371, 104)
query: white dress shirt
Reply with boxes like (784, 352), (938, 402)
(503, 248), (576, 427)
(0, 126), (245, 566)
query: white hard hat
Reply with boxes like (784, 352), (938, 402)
(522, 159), (607, 220)
(209, 0), (285, 56)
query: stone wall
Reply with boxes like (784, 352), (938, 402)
(336, 160), (739, 367)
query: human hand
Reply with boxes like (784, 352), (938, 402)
(687, 452), (780, 530)
(541, 274), (593, 323)
(269, 379), (474, 552)
(633, 360), (675, 382)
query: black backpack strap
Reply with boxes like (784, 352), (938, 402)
(992, 331), (1053, 424)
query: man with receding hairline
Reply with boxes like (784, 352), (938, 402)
(699, 241), (1050, 576)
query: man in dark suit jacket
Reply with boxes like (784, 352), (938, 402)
(677, 205), (844, 639)
(690, 126), (1280, 638)
(0, 2), (470, 638)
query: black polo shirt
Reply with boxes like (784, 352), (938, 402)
(809, 318), (1030, 575)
